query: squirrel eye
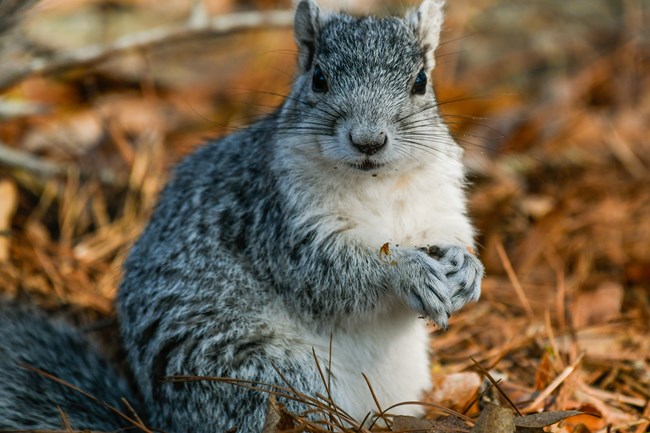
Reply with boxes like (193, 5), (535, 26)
(412, 69), (427, 95)
(312, 65), (328, 93)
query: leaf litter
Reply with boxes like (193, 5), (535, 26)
(0, 0), (649, 432)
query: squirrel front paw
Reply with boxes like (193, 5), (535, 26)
(396, 250), (453, 329)
(424, 245), (483, 312)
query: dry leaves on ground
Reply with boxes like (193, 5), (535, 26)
(0, 0), (648, 432)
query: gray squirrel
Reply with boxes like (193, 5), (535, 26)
(0, 0), (483, 431)
(0, 302), (142, 430)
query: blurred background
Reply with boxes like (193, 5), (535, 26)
(0, 0), (648, 431)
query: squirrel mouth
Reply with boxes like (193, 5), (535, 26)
(350, 159), (383, 171)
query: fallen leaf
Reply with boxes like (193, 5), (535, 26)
(431, 416), (472, 433)
(570, 424), (592, 433)
(534, 351), (555, 392)
(0, 179), (18, 261)
(22, 109), (103, 158)
(428, 372), (482, 412)
(471, 404), (515, 433)
(572, 282), (624, 328)
(519, 194), (556, 220)
(393, 415), (436, 433)
(393, 415), (470, 433)
(514, 410), (584, 428)
(261, 395), (296, 433)
(557, 405), (605, 432)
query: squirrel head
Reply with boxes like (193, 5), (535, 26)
(294, 0), (445, 72)
(280, 0), (459, 176)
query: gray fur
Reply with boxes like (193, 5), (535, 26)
(118, 1), (482, 431)
(0, 302), (141, 430)
(0, 1), (483, 431)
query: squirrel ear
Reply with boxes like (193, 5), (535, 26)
(294, 0), (320, 72)
(407, 0), (445, 69)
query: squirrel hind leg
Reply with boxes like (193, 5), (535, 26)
(148, 349), (327, 432)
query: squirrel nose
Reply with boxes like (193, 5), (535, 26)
(349, 129), (387, 156)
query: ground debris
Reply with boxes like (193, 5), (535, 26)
(0, 0), (648, 431)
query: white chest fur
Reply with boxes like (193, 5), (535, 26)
(273, 143), (473, 421)
(313, 160), (475, 250)
(275, 132), (474, 250)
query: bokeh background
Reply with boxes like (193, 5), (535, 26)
(0, 1), (648, 431)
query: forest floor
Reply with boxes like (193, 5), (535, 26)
(0, 1), (648, 432)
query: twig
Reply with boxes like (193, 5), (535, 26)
(579, 382), (648, 408)
(470, 356), (523, 416)
(606, 127), (647, 179)
(0, 97), (49, 119)
(373, 400), (474, 424)
(311, 346), (346, 430)
(0, 140), (67, 177)
(523, 352), (585, 412)
(0, 140), (121, 185)
(363, 373), (392, 430)
(22, 364), (154, 433)
(0, 9), (294, 92)
(495, 240), (536, 320)
(169, 374), (359, 426)
(56, 406), (74, 433)
(634, 401), (650, 433)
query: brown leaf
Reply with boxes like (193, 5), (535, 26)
(514, 410), (584, 428)
(261, 395), (281, 433)
(0, 179), (18, 262)
(22, 109), (103, 158)
(471, 404), (516, 433)
(571, 424), (592, 433)
(572, 282), (624, 328)
(428, 372), (482, 412)
(432, 416), (472, 433)
(557, 405), (605, 433)
(534, 351), (555, 392)
(393, 415), (470, 433)
(393, 415), (436, 433)
(261, 395), (296, 433)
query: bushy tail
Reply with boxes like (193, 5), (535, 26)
(0, 300), (147, 431)
(0, 0), (38, 37)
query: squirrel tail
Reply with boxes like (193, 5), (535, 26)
(0, 0), (39, 38)
(0, 300), (146, 431)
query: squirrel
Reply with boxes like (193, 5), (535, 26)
(0, 0), (483, 431)
(0, 301), (141, 430)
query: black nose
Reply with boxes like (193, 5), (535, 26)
(349, 131), (387, 156)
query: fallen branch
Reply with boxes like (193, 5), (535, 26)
(0, 8), (294, 92)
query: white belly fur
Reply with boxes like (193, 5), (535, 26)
(297, 305), (432, 422)
(272, 154), (470, 421)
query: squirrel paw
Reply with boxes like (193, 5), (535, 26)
(433, 245), (483, 312)
(399, 251), (453, 329)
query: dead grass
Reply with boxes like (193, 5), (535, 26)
(0, 0), (648, 432)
